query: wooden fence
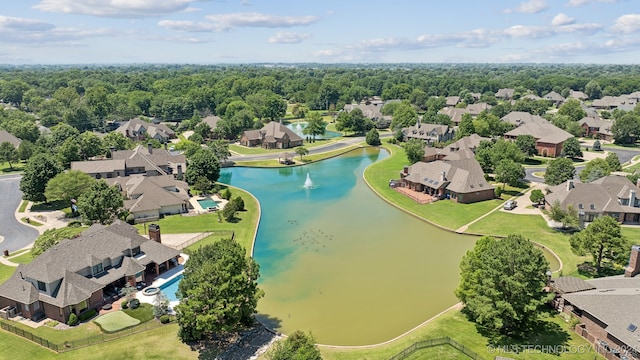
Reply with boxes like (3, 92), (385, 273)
(389, 336), (485, 360)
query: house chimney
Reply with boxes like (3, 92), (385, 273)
(630, 190), (637, 207)
(164, 142), (168, 150)
(403, 166), (408, 174)
(148, 224), (161, 243)
(147, 142), (153, 154)
(566, 180), (574, 191)
(637, 178), (640, 188)
(110, 146), (115, 158)
(177, 164), (183, 179)
(625, 245), (640, 277)
(441, 171), (446, 182)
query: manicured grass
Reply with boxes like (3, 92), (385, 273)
(402, 347), (469, 360)
(0, 263), (16, 283)
(465, 212), (590, 277)
(0, 318), (103, 344)
(320, 310), (600, 360)
(21, 217), (43, 226)
(94, 312), (140, 333)
(621, 227), (640, 243)
(303, 144), (361, 162)
(0, 161), (25, 173)
(229, 139), (337, 155)
(30, 200), (68, 211)
(185, 233), (230, 253)
(18, 200), (29, 213)
(8, 251), (34, 264)
(623, 161), (640, 172)
(135, 186), (259, 252)
(122, 303), (154, 323)
(364, 144), (502, 230)
(233, 159), (293, 167)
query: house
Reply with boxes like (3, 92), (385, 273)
(240, 121), (303, 149)
(71, 144), (186, 179)
(503, 122), (572, 157)
(445, 96), (460, 107)
(545, 176), (640, 224)
(402, 121), (455, 144)
(521, 94), (542, 101)
(495, 88), (515, 99)
(0, 130), (21, 148)
(115, 118), (176, 143)
(569, 90), (588, 101)
(438, 107), (469, 126)
(399, 158), (494, 204)
(0, 221), (180, 324)
(501, 111), (549, 126)
(592, 96), (635, 110)
(579, 117), (614, 141)
(342, 103), (384, 121)
(543, 91), (566, 106)
(549, 246), (640, 360)
(106, 175), (191, 223)
(422, 134), (490, 162)
(201, 115), (222, 137)
(465, 102), (491, 115)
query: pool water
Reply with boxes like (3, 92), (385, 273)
(159, 274), (182, 302)
(196, 198), (220, 209)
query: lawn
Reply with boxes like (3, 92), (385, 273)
(18, 200), (28, 212)
(319, 309), (601, 360)
(0, 318), (103, 344)
(0, 161), (25, 173)
(94, 312), (140, 333)
(0, 263), (16, 283)
(364, 144), (503, 230)
(122, 303), (154, 323)
(229, 138), (337, 155)
(185, 233), (232, 253)
(8, 251), (34, 264)
(135, 185), (259, 253)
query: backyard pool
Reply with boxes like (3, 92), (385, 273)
(196, 198), (221, 210)
(159, 274), (182, 302)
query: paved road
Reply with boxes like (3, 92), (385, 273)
(228, 136), (366, 162)
(525, 147), (640, 183)
(0, 174), (39, 252)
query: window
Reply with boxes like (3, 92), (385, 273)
(92, 263), (104, 275)
(37, 281), (46, 291)
(132, 246), (141, 256)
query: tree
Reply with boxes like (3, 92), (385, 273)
(303, 112), (327, 142)
(529, 189), (545, 205)
(294, 146), (309, 161)
(17, 140), (34, 162)
(193, 122), (211, 141)
(403, 138), (425, 164)
(31, 227), (83, 257)
(57, 138), (81, 169)
(176, 238), (263, 342)
(584, 80), (602, 100)
(78, 131), (105, 160)
(557, 99), (586, 122)
(455, 235), (551, 339)
(544, 157), (575, 186)
(605, 152), (622, 171)
(184, 149), (220, 186)
(0, 142), (18, 169)
(548, 201), (579, 229)
(457, 114), (475, 138)
(207, 139), (231, 164)
(494, 159), (525, 188)
(263, 94), (287, 121)
(103, 131), (133, 152)
(77, 180), (124, 225)
(612, 113), (640, 145)
(390, 102), (418, 130)
(570, 215), (628, 273)
(579, 158), (611, 182)
(20, 153), (63, 202)
(561, 137), (583, 159)
(365, 128), (381, 146)
(335, 108), (372, 135)
(515, 135), (537, 157)
(232, 196), (245, 211)
(45, 170), (95, 210)
(153, 291), (170, 318)
(267, 330), (321, 360)
(192, 176), (213, 194)
(592, 140), (602, 151)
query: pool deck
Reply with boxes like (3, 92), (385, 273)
(136, 254), (188, 309)
(189, 194), (229, 214)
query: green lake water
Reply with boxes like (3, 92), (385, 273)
(219, 147), (556, 345)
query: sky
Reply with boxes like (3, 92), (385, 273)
(1, 0), (640, 64)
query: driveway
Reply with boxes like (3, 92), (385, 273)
(0, 174), (39, 252)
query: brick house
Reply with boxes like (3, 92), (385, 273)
(503, 122), (573, 157)
(240, 121), (303, 149)
(580, 117), (614, 141)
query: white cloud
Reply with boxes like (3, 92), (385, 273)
(33, 0), (203, 18)
(555, 23), (602, 34)
(567, 0), (622, 7)
(551, 13), (575, 26)
(612, 14), (640, 33)
(183, 7), (201, 13)
(504, 0), (548, 14)
(503, 25), (554, 38)
(267, 32), (311, 44)
(204, 12), (318, 29)
(158, 20), (223, 32)
(0, 15), (55, 32)
(241, 0), (251, 5)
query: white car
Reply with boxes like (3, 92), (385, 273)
(503, 200), (517, 210)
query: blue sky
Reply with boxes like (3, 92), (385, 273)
(1, 0), (639, 64)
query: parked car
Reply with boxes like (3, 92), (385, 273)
(503, 200), (517, 210)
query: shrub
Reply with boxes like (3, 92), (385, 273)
(78, 309), (97, 322)
(222, 188), (232, 200)
(365, 128), (381, 146)
(129, 298), (140, 309)
(232, 196), (245, 211)
(121, 300), (128, 309)
(67, 313), (79, 326)
(494, 187), (503, 199)
(159, 315), (170, 324)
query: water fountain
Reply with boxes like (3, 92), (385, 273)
(304, 172), (313, 188)
(296, 122), (302, 130)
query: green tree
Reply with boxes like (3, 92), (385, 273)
(0, 141), (18, 169)
(1, 79), (30, 106)
(584, 80), (602, 100)
(365, 128), (381, 146)
(263, 93), (287, 121)
(207, 139), (231, 164)
(579, 158), (611, 183)
(457, 114), (475, 138)
(17, 140), (34, 162)
(544, 157), (576, 186)
(153, 291), (170, 318)
(548, 200), (579, 229)
(267, 330), (321, 360)
(77, 180), (124, 225)
(557, 99), (586, 122)
(335, 108), (372, 135)
(515, 135), (537, 157)
(455, 235), (551, 339)
(20, 153), (63, 202)
(302, 112), (327, 142)
(529, 189), (545, 205)
(192, 176), (213, 194)
(605, 152), (622, 171)
(295, 146), (309, 161)
(78, 131), (105, 160)
(103, 131), (133, 153)
(176, 238), (263, 341)
(561, 137), (583, 158)
(45, 170), (95, 207)
(612, 113), (640, 145)
(184, 149), (220, 186)
(232, 196), (245, 211)
(57, 138), (81, 169)
(494, 159), (525, 189)
(390, 102), (418, 130)
(570, 215), (628, 273)
(403, 138), (425, 164)
(31, 227), (83, 257)
(194, 122), (211, 141)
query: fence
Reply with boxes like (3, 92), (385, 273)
(168, 230), (235, 251)
(389, 337), (485, 360)
(1, 318), (164, 353)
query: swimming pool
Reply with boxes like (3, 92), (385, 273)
(159, 274), (182, 302)
(196, 198), (221, 209)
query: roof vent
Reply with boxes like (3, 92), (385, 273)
(629, 324), (638, 332)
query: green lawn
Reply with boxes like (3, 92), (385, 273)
(185, 233), (233, 253)
(8, 251), (34, 264)
(320, 310), (601, 360)
(230, 138), (337, 155)
(0, 161), (25, 173)
(364, 144), (503, 230)
(94, 312), (140, 333)
(0, 318), (103, 344)
(135, 186), (259, 252)
(0, 263), (16, 283)
(122, 303), (154, 323)
(18, 200), (28, 213)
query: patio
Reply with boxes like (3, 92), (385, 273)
(394, 186), (437, 204)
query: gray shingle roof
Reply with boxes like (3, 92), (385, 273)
(546, 175), (640, 215)
(115, 118), (175, 140)
(550, 276), (596, 294)
(404, 158), (493, 194)
(0, 130), (21, 148)
(504, 122), (573, 145)
(501, 111), (549, 126)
